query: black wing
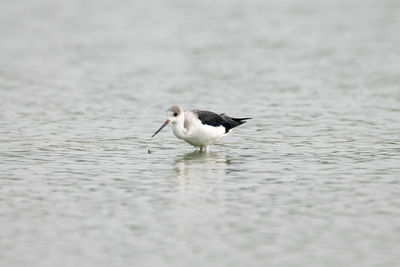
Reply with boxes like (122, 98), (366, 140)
(194, 110), (251, 133)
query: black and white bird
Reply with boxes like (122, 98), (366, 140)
(151, 106), (251, 151)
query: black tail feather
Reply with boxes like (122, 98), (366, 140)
(220, 115), (251, 132)
(232, 117), (252, 122)
(232, 117), (252, 126)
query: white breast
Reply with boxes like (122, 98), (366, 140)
(182, 112), (226, 146)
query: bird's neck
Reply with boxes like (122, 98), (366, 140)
(172, 116), (186, 139)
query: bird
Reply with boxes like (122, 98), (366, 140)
(151, 106), (251, 151)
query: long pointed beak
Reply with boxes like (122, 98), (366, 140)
(151, 119), (170, 138)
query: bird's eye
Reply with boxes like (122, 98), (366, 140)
(173, 112), (178, 117)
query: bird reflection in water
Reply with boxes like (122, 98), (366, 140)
(174, 151), (230, 193)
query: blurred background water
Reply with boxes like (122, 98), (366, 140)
(1, 0), (400, 266)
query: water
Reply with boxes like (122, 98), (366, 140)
(1, 0), (400, 266)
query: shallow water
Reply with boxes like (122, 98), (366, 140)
(1, 0), (400, 266)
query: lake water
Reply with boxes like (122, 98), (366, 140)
(1, 0), (400, 266)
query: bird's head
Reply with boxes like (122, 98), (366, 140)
(166, 106), (184, 124)
(151, 106), (184, 138)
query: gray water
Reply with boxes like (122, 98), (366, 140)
(1, 0), (400, 266)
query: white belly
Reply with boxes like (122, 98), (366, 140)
(183, 124), (226, 147)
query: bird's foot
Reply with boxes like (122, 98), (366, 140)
(198, 146), (210, 153)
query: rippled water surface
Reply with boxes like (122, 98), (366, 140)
(1, 0), (400, 266)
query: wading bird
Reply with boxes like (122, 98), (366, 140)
(152, 106), (251, 151)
